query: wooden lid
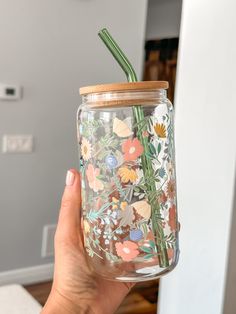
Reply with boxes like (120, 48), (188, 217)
(79, 81), (168, 95)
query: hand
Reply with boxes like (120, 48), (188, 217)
(42, 169), (134, 314)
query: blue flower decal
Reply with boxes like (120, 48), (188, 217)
(105, 154), (118, 169)
(159, 167), (166, 178)
(129, 229), (143, 241)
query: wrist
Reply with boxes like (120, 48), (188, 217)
(41, 287), (93, 314)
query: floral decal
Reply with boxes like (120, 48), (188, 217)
(158, 191), (168, 205)
(154, 123), (166, 138)
(132, 200), (151, 220)
(115, 241), (139, 262)
(122, 138), (144, 161)
(83, 219), (90, 234)
(86, 164), (104, 192)
(117, 167), (138, 183)
(130, 229), (143, 242)
(167, 179), (176, 200)
(78, 107), (178, 265)
(168, 204), (177, 231)
(105, 154), (118, 169)
(81, 137), (92, 161)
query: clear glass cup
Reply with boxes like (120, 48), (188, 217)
(77, 81), (179, 282)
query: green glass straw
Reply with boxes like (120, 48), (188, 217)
(98, 28), (169, 268)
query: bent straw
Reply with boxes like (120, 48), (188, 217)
(98, 28), (137, 82)
(98, 28), (169, 267)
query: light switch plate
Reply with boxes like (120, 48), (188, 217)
(0, 84), (22, 100)
(2, 135), (33, 153)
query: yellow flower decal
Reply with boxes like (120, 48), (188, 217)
(120, 201), (128, 211)
(81, 137), (92, 160)
(117, 167), (138, 183)
(112, 197), (127, 211)
(83, 219), (90, 233)
(112, 197), (119, 209)
(154, 123), (166, 138)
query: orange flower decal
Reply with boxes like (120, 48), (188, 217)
(154, 123), (166, 138)
(167, 179), (176, 200)
(115, 241), (139, 262)
(86, 164), (104, 192)
(168, 204), (177, 231)
(122, 138), (144, 161)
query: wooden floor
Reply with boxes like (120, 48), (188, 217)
(25, 280), (159, 314)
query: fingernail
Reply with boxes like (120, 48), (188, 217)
(66, 170), (75, 186)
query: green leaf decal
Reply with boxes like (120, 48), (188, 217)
(140, 246), (152, 253)
(144, 254), (154, 260)
(149, 143), (156, 155)
(149, 240), (156, 250)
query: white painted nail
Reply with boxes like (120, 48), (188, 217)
(66, 170), (75, 186)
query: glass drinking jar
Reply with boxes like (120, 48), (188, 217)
(77, 81), (179, 282)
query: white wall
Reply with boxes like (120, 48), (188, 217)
(146, 0), (182, 40)
(159, 0), (236, 313)
(0, 0), (147, 276)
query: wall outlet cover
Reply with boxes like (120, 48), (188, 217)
(41, 224), (57, 258)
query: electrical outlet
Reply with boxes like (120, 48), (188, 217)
(41, 224), (57, 258)
(2, 135), (33, 153)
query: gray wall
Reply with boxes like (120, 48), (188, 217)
(146, 0), (182, 40)
(0, 0), (147, 272)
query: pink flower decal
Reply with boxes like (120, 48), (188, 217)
(115, 241), (139, 262)
(158, 191), (167, 205)
(86, 164), (104, 192)
(94, 197), (103, 210)
(142, 130), (149, 138)
(122, 138), (144, 161)
(167, 248), (174, 260)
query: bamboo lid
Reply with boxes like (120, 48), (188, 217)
(79, 81), (168, 95)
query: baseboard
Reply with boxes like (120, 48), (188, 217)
(0, 263), (54, 286)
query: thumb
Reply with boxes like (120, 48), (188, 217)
(55, 169), (82, 244)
